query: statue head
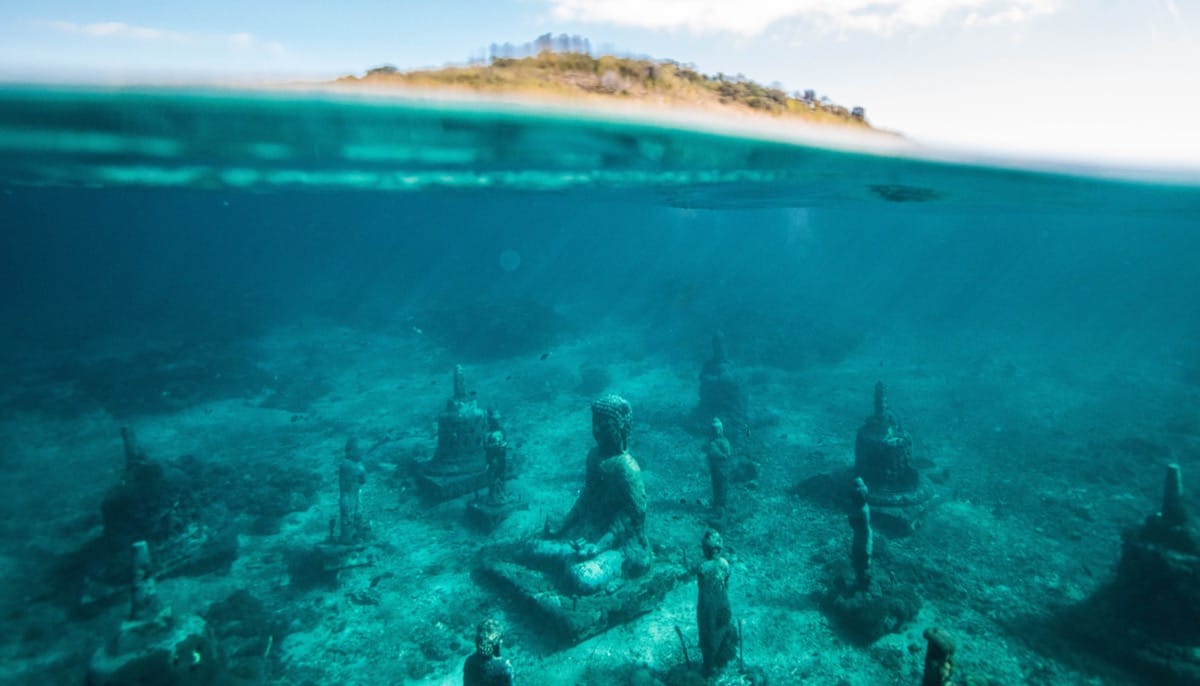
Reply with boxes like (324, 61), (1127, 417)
(121, 427), (147, 471)
(487, 408), (503, 433)
(711, 330), (728, 363)
(344, 436), (361, 462)
(710, 417), (725, 440)
(852, 477), (869, 506)
(701, 529), (723, 559)
(475, 618), (503, 658)
(453, 364), (467, 400)
(591, 394), (633, 453)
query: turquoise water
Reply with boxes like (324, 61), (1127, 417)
(1, 87), (1199, 685)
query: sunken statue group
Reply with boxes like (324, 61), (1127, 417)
(76, 332), (1200, 685)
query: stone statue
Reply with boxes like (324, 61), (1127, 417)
(820, 477), (919, 644)
(697, 529), (736, 676)
(531, 394), (651, 595)
(478, 394), (677, 644)
(855, 382), (917, 491)
(430, 365), (488, 476)
(484, 409), (509, 505)
(338, 437), (367, 544)
(852, 382), (931, 533)
(87, 541), (227, 685)
(922, 627), (956, 686)
(849, 477), (873, 591)
(1075, 463), (1200, 681)
(417, 365), (492, 501)
(698, 331), (748, 438)
(462, 618), (514, 686)
(705, 417), (732, 518)
(467, 409), (520, 531)
(129, 540), (161, 621)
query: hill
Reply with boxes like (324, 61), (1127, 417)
(334, 51), (875, 131)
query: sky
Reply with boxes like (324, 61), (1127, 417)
(0, 0), (1196, 167)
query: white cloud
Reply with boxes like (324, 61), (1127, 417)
(42, 20), (187, 41)
(40, 20), (287, 57)
(547, 0), (1063, 35)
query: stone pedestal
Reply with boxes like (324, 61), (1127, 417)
(477, 558), (679, 645)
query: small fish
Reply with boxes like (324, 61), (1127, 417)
(412, 326), (423, 335)
(505, 375), (512, 381)
(540, 353), (550, 360)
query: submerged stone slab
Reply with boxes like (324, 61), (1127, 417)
(415, 464), (492, 502)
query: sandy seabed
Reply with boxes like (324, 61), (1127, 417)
(0, 315), (1193, 686)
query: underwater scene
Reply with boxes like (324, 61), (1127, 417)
(2, 87), (1200, 686)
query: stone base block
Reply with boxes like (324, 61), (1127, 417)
(476, 560), (679, 645)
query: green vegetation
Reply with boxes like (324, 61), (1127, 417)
(338, 51), (871, 129)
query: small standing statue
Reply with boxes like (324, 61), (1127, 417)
(130, 540), (162, 621)
(849, 477), (873, 591)
(87, 541), (226, 685)
(468, 409), (520, 531)
(484, 410), (509, 505)
(705, 418), (732, 519)
(820, 477), (919, 644)
(462, 618), (514, 686)
(697, 529), (736, 676)
(338, 437), (367, 544)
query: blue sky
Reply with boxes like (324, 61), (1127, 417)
(0, 0), (1196, 166)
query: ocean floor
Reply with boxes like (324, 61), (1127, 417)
(0, 314), (1195, 685)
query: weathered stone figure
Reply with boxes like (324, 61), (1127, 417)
(87, 541), (226, 686)
(484, 409), (509, 505)
(101, 428), (178, 545)
(533, 394), (650, 595)
(849, 477), (873, 591)
(820, 473), (920, 644)
(338, 437), (367, 544)
(130, 540), (161, 621)
(478, 394), (677, 644)
(922, 627), (956, 686)
(698, 331), (748, 437)
(462, 618), (514, 686)
(697, 529), (736, 676)
(706, 417), (732, 515)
